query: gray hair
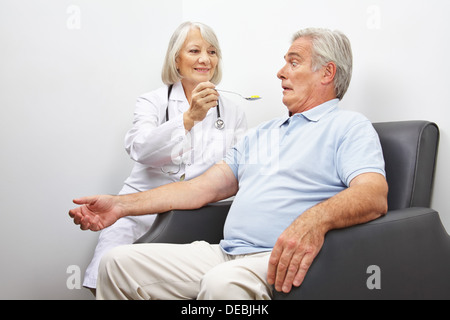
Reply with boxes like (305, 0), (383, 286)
(161, 22), (223, 85)
(292, 28), (353, 100)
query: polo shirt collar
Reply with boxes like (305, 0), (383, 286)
(300, 99), (339, 122)
(277, 99), (340, 127)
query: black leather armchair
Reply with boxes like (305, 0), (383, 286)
(136, 121), (450, 299)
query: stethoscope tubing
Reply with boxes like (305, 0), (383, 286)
(161, 84), (225, 176)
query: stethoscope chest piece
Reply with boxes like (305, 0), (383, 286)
(215, 118), (225, 130)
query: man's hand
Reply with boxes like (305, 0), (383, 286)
(267, 213), (325, 293)
(68, 195), (124, 231)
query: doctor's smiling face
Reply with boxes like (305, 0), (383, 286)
(176, 27), (218, 89)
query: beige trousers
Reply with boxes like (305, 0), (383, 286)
(96, 241), (273, 300)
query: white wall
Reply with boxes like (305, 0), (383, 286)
(0, 0), (448, 299)
(182, 0), (450, 228)
(0, 0), (182, 299)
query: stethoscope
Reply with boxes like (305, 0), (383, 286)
(165, 84), (225, 130)
(161, 84), (225, 177)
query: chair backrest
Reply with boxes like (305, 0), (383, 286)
(372, 121), (439, 211)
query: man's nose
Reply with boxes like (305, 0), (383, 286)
(277, 66), (287, 80)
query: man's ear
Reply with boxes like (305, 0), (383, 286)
(321, 62), (336, 85)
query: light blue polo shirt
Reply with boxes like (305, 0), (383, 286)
(222, 99), (385, 255)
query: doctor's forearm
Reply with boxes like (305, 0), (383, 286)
(125, 116), (188, 166)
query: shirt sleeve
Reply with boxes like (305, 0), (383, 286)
(336, 119), (386, 186)
(224, 132), (250, 180)
(124, 94), (188, 167)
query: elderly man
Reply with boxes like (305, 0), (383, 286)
(69, 28), (388, 300)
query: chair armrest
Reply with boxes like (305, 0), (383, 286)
(135, 204), (450, 299)
(274, 207), (450, 300)
(134, 200), (232, 245)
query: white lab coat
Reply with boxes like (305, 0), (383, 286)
(122, 81), (247, 191)
(83, 82), (248, 288)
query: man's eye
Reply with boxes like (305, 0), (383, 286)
(291, 62), (298, 67)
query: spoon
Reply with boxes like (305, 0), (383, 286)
(216, 89), (262, 101)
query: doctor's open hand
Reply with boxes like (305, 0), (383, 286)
(69, 195), (124, 231)
(183, 81), (219, 131)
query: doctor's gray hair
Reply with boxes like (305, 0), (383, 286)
(292, 28), (353, 100)
(162, 22), (223, 85)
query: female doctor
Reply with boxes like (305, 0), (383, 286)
(83, 22), (247, 291)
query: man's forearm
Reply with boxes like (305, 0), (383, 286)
(115, 181), (205, 217)
(301, 172), (388, 234)
(116, 162), (239, 218)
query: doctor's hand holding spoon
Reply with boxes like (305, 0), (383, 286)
(183, 81), (220, 131)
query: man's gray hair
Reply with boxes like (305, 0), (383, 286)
(292, 28), (353, 100)
(161, 21), (223, 85)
